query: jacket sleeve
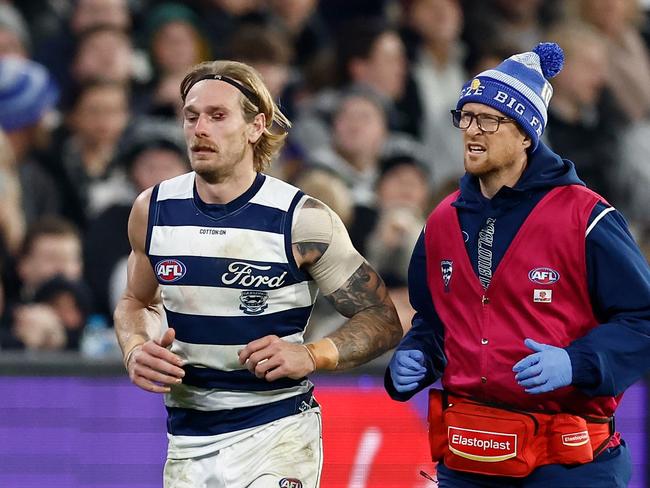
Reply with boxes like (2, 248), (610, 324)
(565, 203), (650, 396)
(385, 231), (447, 401)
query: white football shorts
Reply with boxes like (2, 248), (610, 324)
(164, 409), (323, 488)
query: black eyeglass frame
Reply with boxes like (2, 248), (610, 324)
(450, 109), (515, 133)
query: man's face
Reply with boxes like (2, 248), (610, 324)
(73, 30), (132, 83)
(70, 84), (129, 147)
(333, 96), (387, 168)
(461, 102), (530, 178)
(410, 0), (463, 45)
(19, 235), (82, 291)
(182, 80), (259, 182)
(554, 43), (607, 107)
(360, 32), (407, 100)
(152, 21), (201, 74)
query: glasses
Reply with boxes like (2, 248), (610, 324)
(451, 110), (514, 133)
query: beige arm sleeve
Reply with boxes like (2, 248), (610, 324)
(292, 198), (365, 296)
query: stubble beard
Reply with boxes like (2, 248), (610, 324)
(192, 141), (249, 184)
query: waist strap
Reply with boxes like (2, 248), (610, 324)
(429, 389), (617, 477)
(445, 392), (615, 456)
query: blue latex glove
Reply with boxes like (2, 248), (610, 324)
(512, 339), (572, 394)
(389, 350), (427, 392)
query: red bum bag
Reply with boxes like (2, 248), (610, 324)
(428, 389), (615, 478)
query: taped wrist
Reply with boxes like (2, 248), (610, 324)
(304, 338), (339, 370)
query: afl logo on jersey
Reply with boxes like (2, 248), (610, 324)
(528, 267), (560, 285)
(156, 259), (186, 282)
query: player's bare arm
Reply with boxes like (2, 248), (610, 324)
(114, 188), (185, 393)
(239, 197), (402, 378)
(322, 261), (402, 369)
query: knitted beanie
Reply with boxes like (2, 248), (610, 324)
(456, 42), (564, 150)
(0, 57), (59, 132)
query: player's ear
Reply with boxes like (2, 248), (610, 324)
(248, 113), (266, 144)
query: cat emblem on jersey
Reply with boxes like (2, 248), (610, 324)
(239, 290), (269, 315)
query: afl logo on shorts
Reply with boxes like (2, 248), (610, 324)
(156, 259), (186, 282)
(528, 267), (560, 285)
(279, 479), (302, 488)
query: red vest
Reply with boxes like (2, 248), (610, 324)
(425, 185), (620, 417)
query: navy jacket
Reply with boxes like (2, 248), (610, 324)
(386, 142), (650, 401)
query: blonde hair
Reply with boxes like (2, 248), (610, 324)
(180, 60), (291, 172)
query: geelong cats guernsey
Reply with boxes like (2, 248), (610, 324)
(146, 172), (318, 454)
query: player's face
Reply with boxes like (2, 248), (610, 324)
(182, 80), (253, 182)
(461, 102), (530, 178)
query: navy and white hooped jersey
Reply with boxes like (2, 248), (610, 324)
(146, 171), (318, 446)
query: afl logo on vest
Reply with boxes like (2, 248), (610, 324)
(528, 267), (560, 285)
(278, 478), (302, 488)
(155, 259), (187, 283)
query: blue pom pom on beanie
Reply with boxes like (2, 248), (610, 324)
(457, 42), (564, 150)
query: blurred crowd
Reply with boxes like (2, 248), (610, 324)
(1, 0), (649, 356)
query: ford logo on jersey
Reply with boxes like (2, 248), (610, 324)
(156, 259), (186, 282)
(528, 267), (560, 285)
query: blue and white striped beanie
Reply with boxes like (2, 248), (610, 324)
(456, 42), (564, 150)
(0, 57), (59, 132)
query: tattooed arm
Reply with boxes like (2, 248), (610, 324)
(238, 197), (402, 379)
(295, 198), (402, 369)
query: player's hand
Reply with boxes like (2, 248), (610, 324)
(238, 335), (314, 381)
(126, 328), (185, 394)
(389, 349), (427, 392)
(513, 338), (572, 394)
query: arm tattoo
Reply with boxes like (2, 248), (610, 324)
(293, 197), (330, 264)
(325, 262), (402, 369)
(301, 197), (326, 210)
(295, 241), (329, 264)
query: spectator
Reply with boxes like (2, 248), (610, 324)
(292, 18), (412, 150)
(0, 4), (31, 58)
(71, 25), (135, 87)
(267, 0), (330, 70)
(400, 0), (466, 186)
(365, 154), (431, 285)
(577, 0), (650, 122)
(227, 24), (294, 102)
(463, 0), (557, 55)
(545, 22), (625, 203)
(0, 57), (61, 226)
(0, 216), (87, 351)
(15, 217), (83, 303)
(33, 275), (94, 350)
(293, 167), (354, 227)
(45, 80), (130, 229)
(192, 0), (265, 60)
(0, 129), (25, 258)
(84, 118), (189, 317)
(34, 0), (131, 91)
(308, 89), (388, 211)
(140, 2), (211, 118)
